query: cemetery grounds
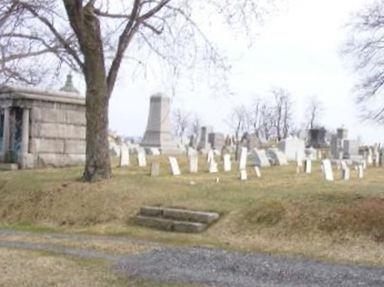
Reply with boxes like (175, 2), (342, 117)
(1, 155), (384, 285)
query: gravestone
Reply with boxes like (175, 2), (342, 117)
(239, 169), (247, 181)
(278, 136), (305, 161)
(209, 160), (218, 173)
(321, 159), (334, 181)
(357, 164), (364, 179)
(308, 128), (328, 149)
(267, 148), (288, 166)
(148, 147), (161, 156)
(305, 147), (317, 160)
(254, 166), (261, 178)
(341, 167), (350, 181)
(151, 161), (160, 176)
(208, 133), (225, 150)
(207, 149), (215, 163)
(239, 147), (248, 170)
(119, 144), (130, 167)
(304, 159), (312, 174)
(137, 149), (147, 167)
(251, 149), (270, 167)
(343, 140), (360, 159)
(169, 157), (181, 176)
(223, 154), (231, 172)
(197, 126), (213, 151)
(141, 94), (181, 154)
(189, 154), (198, 173)
(367, 148), (373, 165)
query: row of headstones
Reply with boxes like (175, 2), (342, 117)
(120, 145), (364, 181)
(321, 159), (364, 181)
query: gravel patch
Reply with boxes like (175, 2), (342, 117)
(115, 247), (384, 287)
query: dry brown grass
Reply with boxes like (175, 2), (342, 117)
(1, 155), (384, 265)
(0, 249), (126, 287)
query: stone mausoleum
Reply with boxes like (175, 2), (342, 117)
(0, 77), (86, 169)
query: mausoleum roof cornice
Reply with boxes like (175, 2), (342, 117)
(0, 85), (85, 105)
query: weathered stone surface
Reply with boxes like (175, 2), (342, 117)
(64, 139), (86, 154)
(32, 138), (65, 154)
(140, 206), (163, 217)
(36, 123), (85, 139)
(38, 154), (85, 167)
(141, 94), (181, 154)
(162, 208), (219, 224)
(135, 215), (173, 231)
(173, 221), (207, 233)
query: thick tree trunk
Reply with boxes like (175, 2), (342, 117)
(82, 82), (111, 182)
(80, 4), (111, 182)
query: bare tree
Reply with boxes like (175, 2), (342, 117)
(271, 87), (293, 140)
(0, 0), (276, 181)
(188, 113), (201, 137)
(226, 105), (250, 160)
(305, 96), (323, 129)
(344, 1), (384, 123)
(259, 101), (275, 141)
(172, 108), (191, 143)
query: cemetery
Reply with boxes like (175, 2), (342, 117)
(2, 0), (384, 285)
(0, 84), (383, 266)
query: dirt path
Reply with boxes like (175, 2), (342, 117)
(1, 228), (384, 287)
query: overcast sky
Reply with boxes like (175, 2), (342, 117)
(103, 0), (384, 144)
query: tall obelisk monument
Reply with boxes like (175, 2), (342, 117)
(140, 94), (180, 154)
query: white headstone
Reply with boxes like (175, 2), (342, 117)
(149, 147), (161, 156)
(169, 157), (181, 176)
(277, 136), (305, 161)
(251, 149), (270, 167)
(304, 159), (312, 174)
(209, 160), (218, 173)
(357, 164), (364, 179)
(254, 166), (261, 178)
(223, 154), (231, 172)
(341, 167), (350, 181)
(340, 160), (348, 171)
(119, 145), (130, 167)
(207, 149), (215, 163)
(239, 169), (247, 181)
(267, 148), (288, 166)
(322, 159), (334, 181)
(189, 154), (198, 173)
(239, 147), (248, 170)
(137, 149), (147, 167)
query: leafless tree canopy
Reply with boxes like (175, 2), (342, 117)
(305, 96), (323, 129)
(172, 108), (190, 141)
(0, 0), (273, 86)
(345, 0), (384, 123)
(227, 88), (294, 142)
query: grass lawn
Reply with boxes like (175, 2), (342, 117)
(1, 155), (384, 266)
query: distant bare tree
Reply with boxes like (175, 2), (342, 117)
(173, 108), (191, 143)
(344, 1), (384, 123)
(188, 114), (201, 138)
(305, 96), (324, 129)
(271, 88), (293, 140)
(226, 105), (251, 160)
(0, 0), (277, 181)
(259, 102), (275, 140)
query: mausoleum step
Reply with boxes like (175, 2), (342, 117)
(136, 215), (207, 233)
(139, 206), (220, 224)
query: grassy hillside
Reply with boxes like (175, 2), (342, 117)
(1, 155), (384, 265)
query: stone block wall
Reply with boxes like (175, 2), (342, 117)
(30, 102), (86, 168)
